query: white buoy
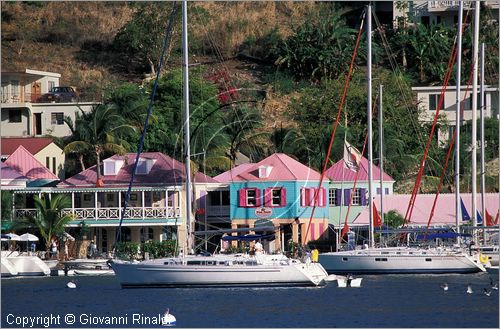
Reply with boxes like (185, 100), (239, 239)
(440, 283), (448, 291)
(162, 309), (176, 326)
(67, 281), (76, 289)
(466, 284), (473, 294)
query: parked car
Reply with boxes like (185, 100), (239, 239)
(40, 86), (78, 103)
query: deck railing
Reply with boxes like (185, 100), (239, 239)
(15, 206), (181, 221)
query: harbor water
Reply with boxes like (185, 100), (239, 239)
(1, 272), (498, 328)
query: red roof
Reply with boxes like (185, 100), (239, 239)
(4, 145), (58, 180)
(1, 137), (54, 156)
(214, 163), (254, 183)
(230, 153), (323, 182)
(325, 156), (394, 182)
(59, 152), (217, 188)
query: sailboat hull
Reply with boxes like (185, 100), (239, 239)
(110, 254), (328, 288)
(319, 247), (485, 274)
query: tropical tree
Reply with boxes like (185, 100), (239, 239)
(112, 2), (179, 75)
(384, 209), (405, 228)
(16, 194), (74, 252)
(391, 23), (454, 83)
(276, 10), (360, 81)
(63, 104), (136, 185)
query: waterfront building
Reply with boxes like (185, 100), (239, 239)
(10, 152), (219, 255)
(225, 153), (330, 252)
(353, 193), (499, 229)
(325, 156), (395, 229)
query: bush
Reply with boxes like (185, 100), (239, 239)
(141, 240), (177, 258)
(115, 241), (140, 260)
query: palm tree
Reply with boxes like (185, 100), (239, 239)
(16, 194), (74, 252)
(63, 104), (136, 185)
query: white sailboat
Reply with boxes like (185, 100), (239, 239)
(109, 0), (328, 288)
(318, 3), (487, 275)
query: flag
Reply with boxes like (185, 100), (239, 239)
(373, 203), (382, 227)
(460, 197), (470, 222)
(476, 210), (483, 225)
(340, 223), (349, 238)
(343, 141), (362, 172)
(485, 209), (494, 226)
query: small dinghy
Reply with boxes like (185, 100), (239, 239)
(337, 275), (362, 288)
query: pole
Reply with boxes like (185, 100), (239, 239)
(367, 4), (374, 248)
(471, 0), (480, 243)
(455, 0), (463, 242)
(378, 84), (384, 229)
(182, 0), (193, 254)
(480, 42), (486, 233)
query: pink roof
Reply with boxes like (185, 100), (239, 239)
(354, 193), (499, 226)
(1, 137), (54, 156)
(325, 156), (394, 182)
(214, 163), (254, 183)
(4, 145), (58, 180)
(230, 153), (323, 182)
(59, 152), (217, 188)
(1, 162), (27, 180)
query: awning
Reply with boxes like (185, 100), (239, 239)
(194, 226), (276, 235)
(221, 233), (276, 242)
(416, 232), (472, 240)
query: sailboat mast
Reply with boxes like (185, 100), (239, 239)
(378, 84), (384, 228)
(480, 42), (486, 228)
(367, 4), (374, 248)
(455, 0), (463, 241)
(182, 0), (193, 254)
(471, 1), (480, 243)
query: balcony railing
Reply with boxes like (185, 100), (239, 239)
(15, 206), (181, 221)
(428, 1), (472, 11)
(1, 91), (102, 104)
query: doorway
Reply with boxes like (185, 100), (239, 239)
(31, 82), (41, 102)
(33, 113), (42, 135)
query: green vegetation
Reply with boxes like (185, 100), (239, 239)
(2, 2), (498, 191)
(15, 195), (75, 252)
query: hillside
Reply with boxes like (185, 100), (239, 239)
(1, 1), (311, 128)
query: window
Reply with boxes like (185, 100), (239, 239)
(329, 189), (337, 206)
(52, 157), (56, 174)
(51, 112), (64, 125)
(271, 189), (281, 206)
(352, 189), (361, 206)
(238, 188), (260, 207)
(136, 159), (148, 174)
(8, 110), (21, 123)
(301, 187), (326, 207)
(221, 191), (230, 205)
(48, 81), (55, 92)
(46, 157), (50, 169)
(429, 94), (439, 112)
(247, 189), (257, 206)
(140, 227), (154, 243)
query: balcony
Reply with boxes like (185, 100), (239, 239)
(427, 1), (472, 12)
(1, 91), (102, 104)
(15, 206), (181, 221)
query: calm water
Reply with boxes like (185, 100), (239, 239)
(1, 272), (498, 328)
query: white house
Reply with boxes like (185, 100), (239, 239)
(1, 68), (97, 138)
(414, 85), (499, 143)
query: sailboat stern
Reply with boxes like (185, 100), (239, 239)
(294, 261), (329, 286)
